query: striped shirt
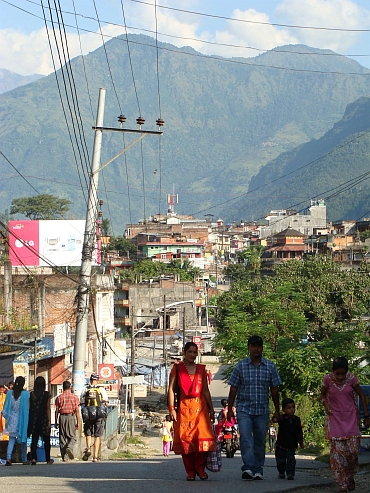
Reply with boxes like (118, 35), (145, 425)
(228, 356), (282, 415)
(55, 390), (80, 415)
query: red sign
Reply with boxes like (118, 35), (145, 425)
(98, 363), (114, 380)
(9, 220), (40, 266)
(193, 336), (202, 349)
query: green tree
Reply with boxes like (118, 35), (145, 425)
(216, 256), (370, 394)
(10, 194), (71, 220)
(238, 244), (264, 273)
(109, 236), (137, 257)
(100, 218), (111, 236)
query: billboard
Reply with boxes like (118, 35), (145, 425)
(8, 220), (100, 267)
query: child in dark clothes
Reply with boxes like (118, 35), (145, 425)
(275, 398), (304, 480)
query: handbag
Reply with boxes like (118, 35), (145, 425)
(160, 425), (167, 437)
(206, 425), (222, 473)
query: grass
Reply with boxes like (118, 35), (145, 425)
(109, 451), (143, 460)
(126, 435), (146, 446)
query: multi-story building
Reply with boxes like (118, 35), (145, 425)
(259, 200), (327, 239)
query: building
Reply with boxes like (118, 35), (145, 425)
(259, 200), (327, 239)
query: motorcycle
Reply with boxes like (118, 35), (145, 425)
(218, 425), (240, 458)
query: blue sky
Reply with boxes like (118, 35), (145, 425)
(1, 0), (370, 75)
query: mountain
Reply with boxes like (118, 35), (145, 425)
(225, 95), (370, 223)
(0, 68), (43, 94)
(0, 35), (370, 232)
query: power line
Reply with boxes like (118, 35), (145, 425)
(3, 1), (370, 75)
(129, 0), (370, 33)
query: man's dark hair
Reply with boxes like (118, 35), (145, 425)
(63, 381), (71, 391)
(282, 397), (295, 409)
(332, 356), (348, 372)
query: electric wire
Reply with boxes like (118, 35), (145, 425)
(189, 131), (370, 218)
(40, 0), (89, 204)
(3, 0), (370, 76)
(154, 0), (163, 218)
(129, 0), (370, 33)
(71, 0), (95, 120)
(92, 0), (123, 114)
(52, 0), (92, 179)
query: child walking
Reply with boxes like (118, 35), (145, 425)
(320, 356), (370, 492)
(275, 397), (304, 480)
(161, 415), (173, 457)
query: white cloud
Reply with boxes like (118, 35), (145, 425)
(275, 0), (370, 51)
(198, 9), (298, 58)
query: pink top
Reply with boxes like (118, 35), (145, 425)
(322, 372), (360, 440)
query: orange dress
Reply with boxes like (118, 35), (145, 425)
(171, 363), (216, 455)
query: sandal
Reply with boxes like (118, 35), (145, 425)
(5, 459), (11, 466)
(47, 459), (54, 465)
(82, 448), (91, 461)
(31, 460), (37, 466)
(186, 473), (195, 481)
(92, 457), (101, 462)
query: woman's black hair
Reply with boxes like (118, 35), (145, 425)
(221, 398), (228, 407)
(332, 356), (348, 372)
(33, 376), (46, 400)
(183, 341), (198, 352)
(13, 376), (25, 400)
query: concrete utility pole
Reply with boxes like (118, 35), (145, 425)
(130, 306), (135, 437)
(72, 88), (163, 397)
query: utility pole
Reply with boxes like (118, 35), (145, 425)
(72, 88), (163, 396)
(130, 306), (135, 437)
(72, 88), (105, 396)
(163, 295), (167, 394)
(182, 306), (186, 348)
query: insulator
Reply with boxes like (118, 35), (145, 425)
(98, 211), (103, 217)
(118, 114), (126, 123)
(136, 116), (145, 126)
(99, 199), (104, 206)
(96, 235), (101, 241)
(156, 118), (165, 127)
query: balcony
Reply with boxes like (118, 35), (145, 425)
(114, 299), (129, 307)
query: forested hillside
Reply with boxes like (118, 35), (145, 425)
(225, 96), (370, 223)
(0, 35), (370, 230)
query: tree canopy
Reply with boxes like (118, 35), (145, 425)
(216, 256), (370, 395)
(10, 194), (71, 220)
(216, 256), (370, 445)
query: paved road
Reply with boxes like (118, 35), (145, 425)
(0, 451), (332, 493)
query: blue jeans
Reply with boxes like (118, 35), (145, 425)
(7, 437), (27, 462)
(237, 411), (269, 475)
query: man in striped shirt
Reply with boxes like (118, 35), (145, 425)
(55, 380), (81, 461)
(227, 335), (282, 481)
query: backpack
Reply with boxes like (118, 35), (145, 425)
(85, 386), (103, 407)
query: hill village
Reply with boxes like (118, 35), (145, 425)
(1, 192), (370, 409)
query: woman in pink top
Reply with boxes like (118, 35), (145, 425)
(320, 356), (370, 492)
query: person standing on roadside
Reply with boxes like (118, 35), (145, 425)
(227, 335), (282, 481)
(55, 381), (81, 462)
(28, 376), (53, 465)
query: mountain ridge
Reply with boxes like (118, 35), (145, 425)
(1, 34), (370, 231)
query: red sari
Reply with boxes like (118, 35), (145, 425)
(171, 362), (216, 455)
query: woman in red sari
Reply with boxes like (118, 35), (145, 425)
(167, 341), (216, 481)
